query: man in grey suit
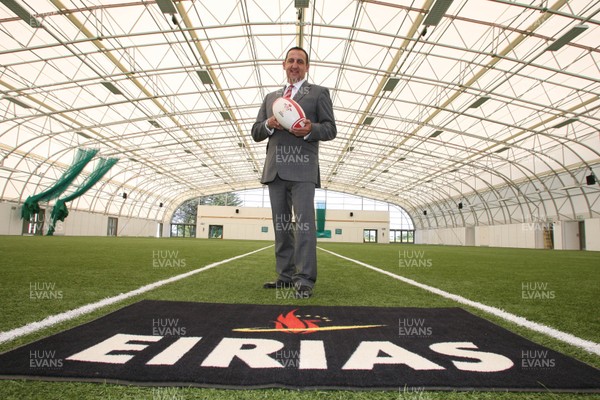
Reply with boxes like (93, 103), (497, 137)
(251, 47), (336, 298)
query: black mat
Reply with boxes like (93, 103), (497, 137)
(0, 300), (599, 392)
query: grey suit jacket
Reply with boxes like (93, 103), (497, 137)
(251, 82), (336, 187)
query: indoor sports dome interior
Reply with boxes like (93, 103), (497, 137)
(0, 0), (598, 250)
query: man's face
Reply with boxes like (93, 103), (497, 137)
(283, 49), (309, 84)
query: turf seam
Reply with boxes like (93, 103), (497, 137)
(319, 247), (600, 356)
(0, 245), (273, 345)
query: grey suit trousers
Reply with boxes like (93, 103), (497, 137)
(268, 176), (317, 288)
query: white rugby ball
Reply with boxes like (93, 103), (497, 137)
(272, 97), (306, 130)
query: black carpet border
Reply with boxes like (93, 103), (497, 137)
(0, 299), (598, 393)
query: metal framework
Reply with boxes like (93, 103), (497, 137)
(0, 0), (598, 229)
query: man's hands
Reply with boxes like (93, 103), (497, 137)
(266, 116), (283, 130)
(268, 116), (311, 137)
(290, 119), (311, 137)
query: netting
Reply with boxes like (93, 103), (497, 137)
(316, 201), (331, 238)
(20, 149), (99, 221)
(47, 157), (118, 235)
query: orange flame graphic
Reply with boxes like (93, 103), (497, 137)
(274, 309), (320, 334)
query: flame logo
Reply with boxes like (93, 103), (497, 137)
(232, 309), (385, 334)
(275, 309), (321, 334)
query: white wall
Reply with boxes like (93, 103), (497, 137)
(196, 206), (390, 243)
(0, 201), (158, 237)
(418, 223), (545, 249)
(0, 202), (24, 235)
(465, 226), (475, 246)
(325, 209), (389, 243)
(415, 227), (466, 245)
(585, 219), (600, 251)
(553, 221), (581, 250)
(197, 206), (273, 241)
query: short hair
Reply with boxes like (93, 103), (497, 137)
(285, 47), (309, 65)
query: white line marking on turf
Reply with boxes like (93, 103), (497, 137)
(319, 247), (600, 356)
(0, 245), (273, 345)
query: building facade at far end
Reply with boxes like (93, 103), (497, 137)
(196, 205), (390, 244)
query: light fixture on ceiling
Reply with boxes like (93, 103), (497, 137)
(546, 25), (588, 51)
(0, 165), (19, 173)
(156, 0), (177, 14)
(148, 120), (161, 128)
(383, 77), (400, 91)
(429, 130), (442, 138)
(362, 116), (375, 125)
(469, 96), (490, 109)
(494, 146), (510, 154)
(295, 0), (310, 8)
(76, 131), (91, 139)
(196, 70), (213, 85)
(101, 81), (124, 95)
(552, 118), (578, 129)
(586, 171), (596, 185)
(458, 202), (463, 209)
(559, 185), (581, 191)
(220, 111), (231, 120)
(4, 96), (31, 109)
(0, 0), (41, 28)
(423, 0), (454, 27)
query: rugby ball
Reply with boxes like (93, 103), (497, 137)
(272, 97), (306, 130)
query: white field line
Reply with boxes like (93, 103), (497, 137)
(319, 247), (600, 356)
(0, 245), (273, 345)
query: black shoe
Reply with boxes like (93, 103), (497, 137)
(263, 280), (294, 289)
(295, 285), (313, 299)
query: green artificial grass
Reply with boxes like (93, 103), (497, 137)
(0, 236), (598, 400)
(317, 243), (600, 343)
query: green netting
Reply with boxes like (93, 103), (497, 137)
(316, 201), (326, 232)
(21, 148), (99, 221)
(316, 201), (330, 238)
(47, 157), (118, 235)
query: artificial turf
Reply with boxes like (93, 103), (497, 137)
(0, 236), (598, 400)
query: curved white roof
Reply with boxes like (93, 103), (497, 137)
(1, 0), (598, 228)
